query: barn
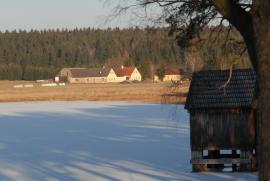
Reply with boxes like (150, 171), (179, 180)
(185, 69), (257, 172)
(57, 66), (142, 83)
(57, 67), (117, 83)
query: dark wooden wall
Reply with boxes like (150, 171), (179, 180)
(190, 109), (256, 150)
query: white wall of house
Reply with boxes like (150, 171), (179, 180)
(163, 74), (181, 81)
(69, 77), (108, 84)
(129, 68), (142, 81)
(153, 74), (181, 82)
(114, 77), (126, 83)
(106, 69), (120, 83)
(154, 75), (160, 82)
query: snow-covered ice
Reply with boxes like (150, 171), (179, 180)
(0, 101), (257, 181)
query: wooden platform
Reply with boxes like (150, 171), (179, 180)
(191, 158), (251, 165)
(191, 150), (257, 172)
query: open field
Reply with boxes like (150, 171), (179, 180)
(0, 81), (189, 104)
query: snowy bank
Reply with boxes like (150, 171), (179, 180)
(0, 101), (257, 181)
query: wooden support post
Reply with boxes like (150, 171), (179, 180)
(232, 150), (237, 172)
(208, 150), (224, 170)
(251, 149), (257, 171)
(191, 150), (208, 172)
(240, 150), (253, 171)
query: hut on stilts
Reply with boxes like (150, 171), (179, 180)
(185, 69), (257, 172)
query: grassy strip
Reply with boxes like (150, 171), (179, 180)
(0, 81), (189, 104)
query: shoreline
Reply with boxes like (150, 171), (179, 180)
(0, 96), (186, 105)
(0, 99), (185, 106)
(0, 81), (188, 104)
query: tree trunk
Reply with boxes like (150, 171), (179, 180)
(252, 5), (270, 180)
(256, 35), (270, 181)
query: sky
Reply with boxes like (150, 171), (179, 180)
(0, 0), (134, 31)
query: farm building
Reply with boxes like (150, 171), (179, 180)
(154, 68), (183, 82)
(56, 66), (142, 83)
(57, 67), (118, 83)
(185, 69), (257, 172)
(114, 66), (142, 82)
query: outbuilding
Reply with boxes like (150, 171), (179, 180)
(57, 67), (117, 83)
(185, 69), (257, 172)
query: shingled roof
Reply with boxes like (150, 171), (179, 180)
(69, 68), (112, 78)
(185, 69), (256, 109)
(114, 67), (135, 77)
(165, 68), (184, 75)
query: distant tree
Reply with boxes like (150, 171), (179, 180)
(156, 62), (166, 81)
(0, 27), (248, 80)
(138, 59), (152, 80)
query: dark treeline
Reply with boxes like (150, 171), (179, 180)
(0, 27), (250, 80)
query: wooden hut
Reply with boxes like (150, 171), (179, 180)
(185, 69), (257, 172)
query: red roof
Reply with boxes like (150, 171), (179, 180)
(153, 67), (183, 75)
(165, 68), (181, 75)
(122, 67), (135, 76)
(165, 68), (182, 75)
(115, 67), (135, 76)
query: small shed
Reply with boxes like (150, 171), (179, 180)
(185, 69), (257, 172)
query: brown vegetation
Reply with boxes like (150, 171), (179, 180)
(0, 81), (189, 104)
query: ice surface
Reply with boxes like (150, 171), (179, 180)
(0, 101), (257, 181)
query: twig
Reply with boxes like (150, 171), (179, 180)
(218, 59), (238, 95)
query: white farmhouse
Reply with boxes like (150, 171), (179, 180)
(114, 66), (142, 82)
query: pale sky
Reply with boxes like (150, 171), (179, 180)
(0, 0), (135, 31)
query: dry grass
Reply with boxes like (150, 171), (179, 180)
(0, 81), (189, 104)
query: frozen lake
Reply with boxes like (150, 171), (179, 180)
(0, 101), (257, 181)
